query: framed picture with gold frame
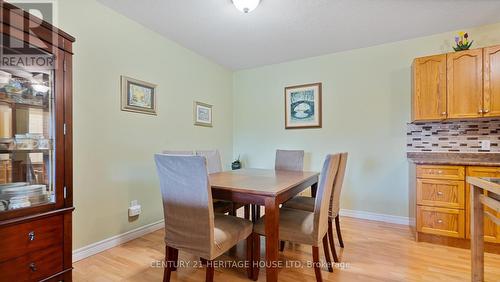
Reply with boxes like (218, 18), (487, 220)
(194, 101), (213, 127)
(121, 76), (157, 115)
(284, 82), (322, 129)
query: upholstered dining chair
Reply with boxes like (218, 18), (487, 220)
(154, 154), (253, 282)
(283, 152), (348, 262)
(252, 154), (342, 282)
(195, 150), (223, 174)
(195, 150), (250, 219)
(275, 149), (305, 171)
(275, 149), (305, 250)
(163, 150), (232, 215)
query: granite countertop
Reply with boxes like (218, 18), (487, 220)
(407, 152), (500, 166)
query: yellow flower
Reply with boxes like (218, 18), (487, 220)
(458, 31), (465, 37)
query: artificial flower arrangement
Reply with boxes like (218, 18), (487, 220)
(453, 32), (473, 51)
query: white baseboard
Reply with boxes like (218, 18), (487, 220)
(72, 209), (409, 262)
(340, 208), (410, 226)
(72, 219), (165, 262)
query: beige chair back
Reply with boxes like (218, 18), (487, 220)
(162, 150), (193, 155)
(313, 154), (341, 243)
(196, 150), (223, 174)
(329, 153), (348, 218)
(154, 154), (214, 259)
(275, 149), (304, 171)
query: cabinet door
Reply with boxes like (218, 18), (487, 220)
(483, 45), (500, 117)
(466, 166), (500, 243)
(447, 49), (483, 119)
(412, 55), (447, 121)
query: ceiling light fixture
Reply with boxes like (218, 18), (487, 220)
(232, 0), (261, 13)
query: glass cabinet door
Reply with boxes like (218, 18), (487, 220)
(0, 34), (55, 213)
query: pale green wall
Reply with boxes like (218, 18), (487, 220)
(233, 22), (500, 218)
(55, 0), (500, 249)
(57, 0), (233, 249)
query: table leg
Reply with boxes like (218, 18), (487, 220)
(311, 182), (318, 198)
(471, 185), (484, 282)
(264, 197), (279, 282)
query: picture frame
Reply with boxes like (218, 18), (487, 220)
(121, 76), (157, 115)
(194, 101), (213, 127)
(284, 82), (322, 129)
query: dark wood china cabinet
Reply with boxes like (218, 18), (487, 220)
(0, 1), (74, 281)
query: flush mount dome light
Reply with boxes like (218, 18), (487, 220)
(232, 0), (261, 13)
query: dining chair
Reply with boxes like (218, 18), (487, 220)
(275, 149), (305, 171)
(163, 150), (232, 215)
(283, 152), (348, 262)
(154, 154), (253, 282)
(252, 154), (341, 282)
(195, 150), (250, 219)
(275, 149), (305, 251)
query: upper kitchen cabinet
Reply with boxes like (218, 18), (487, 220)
(411, 45), (500, 122)
(412, 54), (447, 121)
(447, 49), (483, 119)
(483, 45), (500, 117)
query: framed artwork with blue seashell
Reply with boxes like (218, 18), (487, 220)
(284, 82), (322, 129)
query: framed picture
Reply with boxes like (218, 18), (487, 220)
(194, 101), (213, 127)
(121, 76), (157, 115)
(284, 82), (322, 129)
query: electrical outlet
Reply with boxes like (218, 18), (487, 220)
(480, 140), (491, 151)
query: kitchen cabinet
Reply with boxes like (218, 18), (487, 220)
(483, 45), (500, 117)
(412, 45), (500, 121)
(412, 54), (447, 121)
(447, 49), (483, 119)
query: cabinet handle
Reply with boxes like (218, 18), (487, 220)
(29, 262), (37, 272)
(478, 109), (484, 114)
(437, 191), (443, 196)
(441, 111), (447, 115)
(484, 109), (489, 113)
(437, 219), (443, 224)
(437, 170), (443, 174)
(28, 231), (35, 241)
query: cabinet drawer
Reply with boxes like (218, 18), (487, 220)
(416, 179), (465, 209)
(0, 245), (62, 282)
(416, 165), (465, 180)
(417, 206), (465, 238)
(0, 215), (63, 263)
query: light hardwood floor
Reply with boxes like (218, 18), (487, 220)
(73, 216), (500, 281)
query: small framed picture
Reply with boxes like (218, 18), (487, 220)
(194, 101), (213, 127)
(284, 82), (322, 129)
(121, 76), (157, 115)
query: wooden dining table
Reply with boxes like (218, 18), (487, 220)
(209, 168), (320, 282)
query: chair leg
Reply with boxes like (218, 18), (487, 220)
(335, 215), (344, 248)
(230, 203), (237, 216)
(279, 240), (285, 252)
(246, 234), (253, 279)
(171, 248), (178, 271)
(244, 204), (250, 220)
(322, 235), (333, 273)
(163, 246), (174, 282)
(312, 246), (322, 282)
(328, 219), (339, 262)
(251, 233), (260, 281)
(205, 260), (214, 282)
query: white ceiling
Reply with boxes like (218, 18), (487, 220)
(98, 0), (500, 70)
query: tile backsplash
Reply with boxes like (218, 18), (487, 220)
(407, 119), (500, 153)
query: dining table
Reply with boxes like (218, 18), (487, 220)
(209, 168), (320, 282)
